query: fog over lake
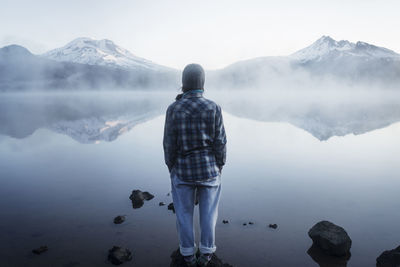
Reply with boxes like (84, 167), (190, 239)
(1, 89), (400, 142)
(0, 89), (399, 266)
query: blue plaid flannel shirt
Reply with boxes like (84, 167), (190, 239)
(163, 90), (227, 181)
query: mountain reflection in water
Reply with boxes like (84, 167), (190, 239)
(1, 90), (400, 143)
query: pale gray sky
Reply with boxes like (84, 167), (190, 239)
(1, 0), (399, 69)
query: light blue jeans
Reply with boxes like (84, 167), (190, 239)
(170, 171), (222, 256)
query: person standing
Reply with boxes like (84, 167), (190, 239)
(163, 64), (227, 266)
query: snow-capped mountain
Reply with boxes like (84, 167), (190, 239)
(288, 36), (400, 85)
(42, 37), (172, 71)
(291, 35), (399, 63)
(0, 42), (179, 91)
(208, 35), (400, 89)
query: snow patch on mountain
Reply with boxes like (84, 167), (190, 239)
(291, 36), (399, 63)
(42, 37), (170, 71)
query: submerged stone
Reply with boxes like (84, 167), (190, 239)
(307, 243), (350, 267)
(308, 220), (352, 257)
(32, 245), (48, 255)
(376, 245), (400, 267)
(108, 246), (132, 265)
(129, 190), (154, 209)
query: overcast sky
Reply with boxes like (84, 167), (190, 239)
(1, 0), (399, 69)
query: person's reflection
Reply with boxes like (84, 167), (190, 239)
(307, 244), (351, 267)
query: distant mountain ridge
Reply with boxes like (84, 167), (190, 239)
(0, 44), (178, 91)
(1, 35), (399, 91)
(290, 36), (400, 86)
(209, 36), (400, 89)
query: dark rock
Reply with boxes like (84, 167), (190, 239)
(222, 220), (229, 224)
(32, 245), (48, 255)
(113, 215), (126, 224)
(308, 221), (352, 257)
(129, 190), (154, 209)
(269, 224), (278, 229)
(170, 248), (233, 267)
(168, 203), (175, 213)
(159, 202), (166, 206)
(243, 223), (247, 226)
(376, 245), (400, 267)
(195, 191), (199, 206)
(248, 222), (254, 225)
(307, 243), (350, 267)
(141, 192), (154, 200)
(108, 246), (132, 265)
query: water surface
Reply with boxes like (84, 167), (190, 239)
(1, 107), (399, 266)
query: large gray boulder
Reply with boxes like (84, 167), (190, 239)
(376, 245), (400, 267)
(308, 221), (352, 257)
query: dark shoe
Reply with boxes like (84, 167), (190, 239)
(197, 253), (212, 266)
(183, 254), (197, 267)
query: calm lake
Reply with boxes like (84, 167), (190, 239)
(0, 92), (399, 267)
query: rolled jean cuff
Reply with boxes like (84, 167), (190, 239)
(199, 244), (216, 254)
(180, 245), (196, 256)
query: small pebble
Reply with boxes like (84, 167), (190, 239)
(159, 202), (166, 206)
(222, 220), (229, 224)
(243, 223), (247, 226)
(168, 202), (175, 213)
(113, 215), (126, 224)
(269, 224), (278, 229)
(249, 222), (254, 225)
(32, 246), (48, 255)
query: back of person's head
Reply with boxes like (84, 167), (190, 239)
(182, 64), (205, 92)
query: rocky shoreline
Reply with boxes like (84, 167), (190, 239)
(28, 189), (399, 267)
